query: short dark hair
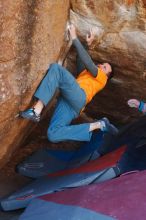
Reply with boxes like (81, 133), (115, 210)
(108, 63), (114, 80)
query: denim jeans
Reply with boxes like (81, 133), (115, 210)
(34, 63), (92, 142)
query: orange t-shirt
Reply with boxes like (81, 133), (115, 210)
(76, 68), (108, 104)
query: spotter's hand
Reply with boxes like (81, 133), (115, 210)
(127, 99), (140, 108)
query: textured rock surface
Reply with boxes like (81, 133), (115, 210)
(69, 0), (146, 122)
(0, 0), (70, 167)
(1, 0), (146, 168)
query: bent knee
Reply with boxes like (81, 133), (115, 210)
(47, 128), (59, 143)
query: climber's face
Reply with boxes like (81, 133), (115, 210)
(98, 63), (112, 75)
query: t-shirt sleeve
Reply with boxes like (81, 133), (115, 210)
(96, 69), (108, 86)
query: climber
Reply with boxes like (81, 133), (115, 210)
(19, 24), (117, 143)
(127, 99), (146, 114)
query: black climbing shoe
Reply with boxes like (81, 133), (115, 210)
(19, 108), (40, 122)
(99, 117), (119, 135)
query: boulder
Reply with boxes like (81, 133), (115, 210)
(0, 0), (70, 167)
(69, 0), (146, 122)
(1, 0), (146, 167)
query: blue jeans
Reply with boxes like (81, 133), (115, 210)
(34, 63), (92, 142)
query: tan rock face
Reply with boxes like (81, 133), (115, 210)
(69, 0), (146, 122)
(0, 0), (69, 167)
(1, 0), (146, 168)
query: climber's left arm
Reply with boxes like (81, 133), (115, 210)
(68, 24), (98, 77)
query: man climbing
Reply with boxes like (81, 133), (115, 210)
(20, 24), (117, 143)
(127, 99), (146, 114)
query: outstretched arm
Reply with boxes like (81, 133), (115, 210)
(76, 42), (86, 75)
(68, 24), (98, 77)
(76, 28), (96, 75)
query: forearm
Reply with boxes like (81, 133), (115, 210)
(73, 38), (98, 77)
(76, 41), (88, 74)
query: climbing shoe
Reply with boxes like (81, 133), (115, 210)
(99, 117), (119, 135)
(19, 108), (40, 122)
